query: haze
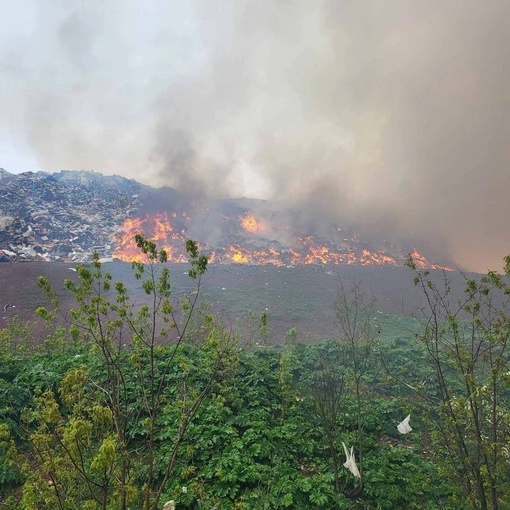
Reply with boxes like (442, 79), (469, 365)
(1, 0), (509, 273)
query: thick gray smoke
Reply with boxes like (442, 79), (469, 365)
(1, 0), (509, 272)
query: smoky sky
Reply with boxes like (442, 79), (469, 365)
(1, 0), (509, 272)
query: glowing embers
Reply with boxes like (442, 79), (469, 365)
(112, 213), (188, 263)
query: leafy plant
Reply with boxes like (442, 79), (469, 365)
(17, 236), (238, 510)
(405, 255), (510, 510)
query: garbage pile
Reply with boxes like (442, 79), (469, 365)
(0, 168), (454, 270)
(0, 169), (144, 262)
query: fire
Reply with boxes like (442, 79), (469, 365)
(112, 212), (453, 270)
(361, 249), (397, 266)
(223, 245), (283, 265)
(240, 213), (265, 234)
(304, 245), (340, 265)
(113, 213), (188, 263)
(228, 245), (250, 264)
(289, 248), (302, 265)
(409, 250), (453, 271)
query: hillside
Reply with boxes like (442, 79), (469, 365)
(0, 260), (470, 343)
(0, 168), (462, 343)
(0, 169), (453, 269)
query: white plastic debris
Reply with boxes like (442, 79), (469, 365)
(342, 442), (361, 478)
(397, 414), (412, 434)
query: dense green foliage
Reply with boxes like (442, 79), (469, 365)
(1, 250), (509, 509)
(1, 338), (456, 509)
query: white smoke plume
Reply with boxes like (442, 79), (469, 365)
(1, 0), (509, 272)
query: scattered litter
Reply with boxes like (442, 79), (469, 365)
(397, 414), (412, 434)
(342, 442), (361, 478)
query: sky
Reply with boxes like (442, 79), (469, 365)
(1, 0), (509, 272)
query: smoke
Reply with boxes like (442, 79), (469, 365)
(1, 0), (509, 272)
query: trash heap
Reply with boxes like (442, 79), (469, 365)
(0, 169), (144, 262)
(0, 168), (454, 269)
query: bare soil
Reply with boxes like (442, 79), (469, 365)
(0, 261), (474, 344)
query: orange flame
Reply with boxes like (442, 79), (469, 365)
(361, 249), (397, 266)
(240, 213), (265, 234)
(113, 213), (188, 263)
(228, 245), (250, 264)
(409, 250), (453, 271)
(112, 213), (453, 270)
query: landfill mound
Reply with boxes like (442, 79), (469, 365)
(0, 169), (144, 262)
(0, 168), (452, 270)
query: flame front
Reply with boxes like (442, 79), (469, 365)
(113, 213), (188, 263)
(409, 250), (452, 271)
(112, 212), (452, 270)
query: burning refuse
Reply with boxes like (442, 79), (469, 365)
(240, 213), (265, 234)
(113, 213), (189, 263)
(112, 211), (453, 270)
(0, 169), (454, 269)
